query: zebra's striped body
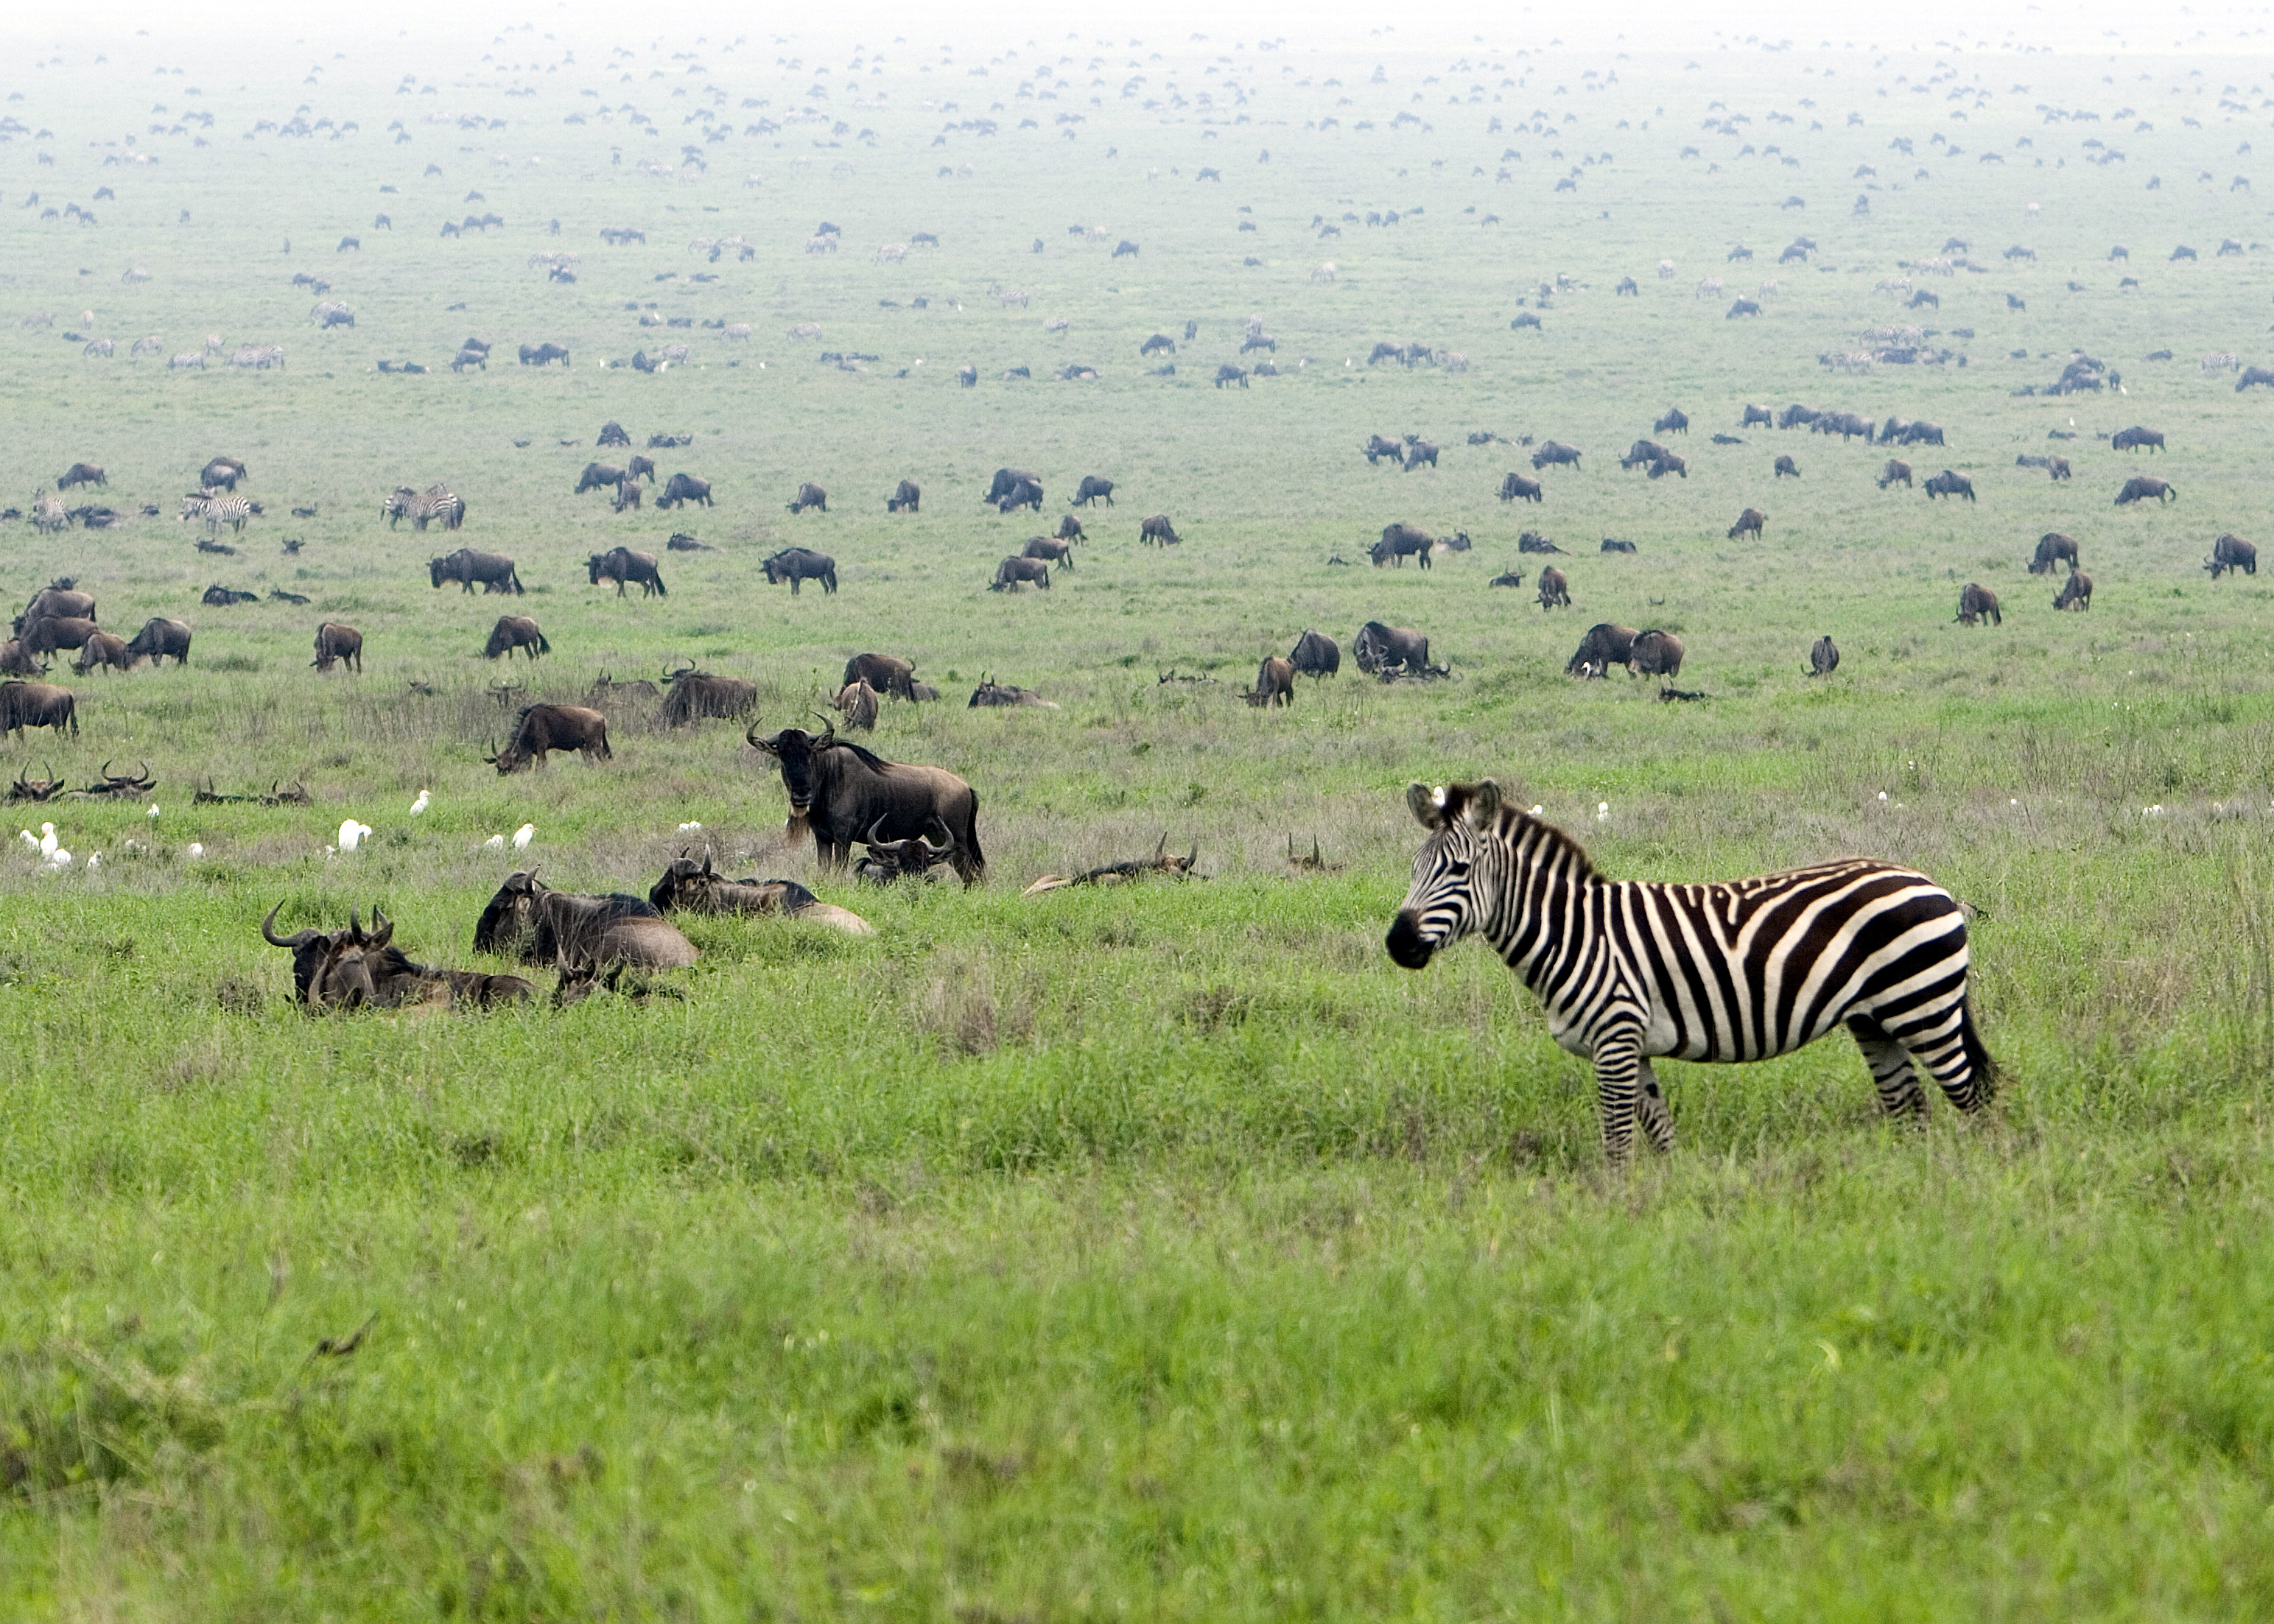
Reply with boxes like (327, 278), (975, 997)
(1386, 779), (1996, 1161)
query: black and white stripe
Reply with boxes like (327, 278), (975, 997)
(1386, 779), (1996, 1160)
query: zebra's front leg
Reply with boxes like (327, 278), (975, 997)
(1591, 1027), (1649, 1164)
(1635, 1059), (1676, 1154)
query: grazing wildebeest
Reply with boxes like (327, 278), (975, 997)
(1631, 629), (1685, 678)
(845, 653), (919, 700)
(1073, 475), (1115, 506)
(1728, 507), (1766, 540)
(0, 681), (77, 739)
(312, 622), (363, 672)
(1956, 584), (2001, 626)
(1140, 514), (1181, 546)
(887, 479), (921, 513)
(1775, 454), (1801, 478)
(983, 468), (1042, 505)
(586, 546), (666, 597)
(2029, 533), (2080, 575)
(1372, 524), (1433, 568)
(1352, 622), (1431, 675)
(835, 678), (880, 731)
(787, 482), (828, 514)
(429, 548), (523, 594)
(1246, 655), (1296, 708)
(1499, 472), (1544, 503)
(1565, 623), (1638, 678)
(476, 872), (697, 969)
(1654, 407), (1689, 436)
(648, 854), (873, 935)
(656, 473), (712, 509)
(485, 703), (608, 770)
(575, 462), (627, 495)
(1531, 440), (1582, 471)
(1022, 535), (1075, 570)
(1363, 434), (1405, 466)
(761, 547), (837, 596)
(483, 616), (550, 661)
(1289, 629), (1340, 677)
(747, 721), (985, 883)
(57, 463), (105, 491)
(2116, 475), (2177, 505)
(2111, 426), (2165, 452)
(1809, 635), (1839, 676)
(20, 616), (98, 655)
(1620, 440), (1669, 471)
(72, 630), (130, 675)
(1537, 568), (1571, 611)
(1404, 440), (1439, 471)
(992, 556), (1053, 591)
(123, 618), (191, 667)
(2207, 533), (2259, 577)
(1742, 404), (1774, 427)
(2053, 571), (2094, 611)
(1924, 471), (1976, 502)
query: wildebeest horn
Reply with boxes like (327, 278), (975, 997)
(261, 900), (320, 948)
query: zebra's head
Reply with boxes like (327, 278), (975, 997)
(1386, 778), (1503, 969)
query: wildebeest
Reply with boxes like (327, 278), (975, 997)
(983, 467), (1042, 505)
(586, 547), (666, 598)
(844, 653), (919, 700)
(1404, 440), (1439, 471)
(517, 342), (571, 366)
(656, 473), (712, 509)
(968, 676), (1056, 709)
(659, 665), (759, 727)
(992, 556), (1053, 591)
(1531, 441), (1582, 471)
(71, 630), (130, 675)
(1620, 440), (1668, 471)
(2207, 533), (2259, 577)
(429, 548), (523, 594)
(1774, 454), (1801, 478)
(312, 622), (362, 672)
(1654, 407), (1689, 436)
(787, 482), (828, 514)
(1352, 622), (1431, 675)
(1022, 535), (1075, 570)
(485, 703), (607, 770)
(1289, 629), (1340, 677)
(1140, 514), (1181, 546)
(1809, 635), (1839, 676)
(483, 616), (550, 661)
(746, 721), (986, 883)
(2116, 475), (2177, 505)
(1956, 583), (2002, 625)
(1924, 471), (1976, 502)
(1565, 622), (1638, 677)
(475, 872), (698, 969)
(887, 479), (921, 513)
(835, 678), (880, 731)
(1073, 475), (1116, 506)
(1372, 524), (1432, 568)
(2054, 571), (2094, 611)
(1363, 434), (1404, 466)
(1631, 629), (1685, 678)
(2029, 533), (2080, 575)
(1537, 567), (1571, 610)
(123, 618), (192, 667)
(759, 547), (837, 597)
(648, 853), (873, 935)
(21, 616), (98, 655)
(0, 682), (77, 739)
(1728, 507), (1766, 540)
(57, 463), (105, 491)
(1499, 472), (1543, 503)
(575, 462), (627, 495)
(2111, 425), (2165, 452)
(1246, 655), (1296, 708)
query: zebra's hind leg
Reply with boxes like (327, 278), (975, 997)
(1848, 1015), (1928, 1121)
(1591, 1029), (1648, 1164)
(1635, 1059), (1676, 1153)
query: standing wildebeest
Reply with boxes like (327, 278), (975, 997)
(845, 653), (919, 700)
(575, 462), (627, 495)
(2054, 571), (2094, 610)
(1247, 656), (1296, 707)
(1372, 524), (1433, 568)
(1809, 635), (1839, 676)
(656, 473), (712, 509)
(648, 854), (873, 936)
(1631, 629), (1685, 678)
(312, 622), (362, 672)
(1620, 440), (1669, 471)
(659, 665), (759, 727)
(1531, 440), (1582, 471)
(1500, 472), (1544, 503)
(429, 549), (523, 594)
(1924, 471), (1976, 502)
(1654, 407), (1690, 436)
(2029, 533), (2080, 574)
(586, 547), (666, 597)
(835, 679), (880, 731)
(483, 616), (550, 661)
(761, 547), (838, 596)
(1537, 568), (1571, 610)
(1289, 629), (1340, 677)
(1073, 475), (1116, 506)
(1363, 434), (1405, 465)
(887, 479), (921, 513)
(1774, 454), (1801, 478)
(1957, 584), (2002, 626)
(1565, 623), (1638, 678)
(992, 556), (1053, 591)
(787, 482), (828, 514)
(1140, 515), (1181, 546)
(123, 618), (192, 667)
(1728, 507), (1766, 540)
(72, 630), (130, 675)
(1022, 535), (1075, 571)
(747, 721), (985, 883)
(0, 682), (77, 739)
(2116, 475), (2178, 505)
(2111, 426), (2165, 452)
(1742, 404), (1775, 427)
(485, 703), (608, 770)
(2207, 533), (2259, 577)
(1404, 440), (1439, 471)
(476, 872), (697, 969)
(1878, 460), (1912, 488)
(983, 467), (1042, 505)
(57, 463), (105, 490)
(1352, 622), (1431, 675)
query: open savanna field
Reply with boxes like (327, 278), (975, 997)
(10, 21), (2274, 1616)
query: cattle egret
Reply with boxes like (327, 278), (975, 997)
(484, 834), (506, 850)
(187, 843), (205, 859)
(337, 819), (373, 853)
(513, 823), (536, 851)
(410, 790), (431, 815)
(38, 824), (58, 858)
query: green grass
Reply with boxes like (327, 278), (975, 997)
(4, 27), (2274, 1620)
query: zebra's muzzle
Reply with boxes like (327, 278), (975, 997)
(1385, 910), (1436, 970)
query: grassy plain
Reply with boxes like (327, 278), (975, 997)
(5, 25), (2274, 1619)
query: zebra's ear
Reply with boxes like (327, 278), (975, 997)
(1459, 778), (1503, 830)
(1406, 781), (1447, 829)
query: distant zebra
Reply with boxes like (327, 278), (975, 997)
(383, 485), (466, 531)
(1386, 779), (1996, 1162)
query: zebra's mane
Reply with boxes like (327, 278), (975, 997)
(1493, 804), (1599, 880)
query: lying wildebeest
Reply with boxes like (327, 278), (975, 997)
(1774, 454), (1801, 478)
(264, 904), (533, 1010)
(1364, 434), (1405, 465)
(1403, 440), (1439, 471)
(72, 630), (130, 675)
(1531, 440), (1582, 471)
(656, 472), (712, 509)
(835, 678), (880, 731)
(1877, 460), (1912, 489)
(746, 720), (985, 883)
(574, 461), (627, 495)
(1246, 655), (1296, 707)
(1022, 535), (1075, 570)
(0, 681), (77, 739)
(787, 482), (828, 514)
(1654, 407), (1689, 436)
(311, 622), (362, 672)
(1073, 475), (1115, 506)
(648, 853), (873, 935)
(1498, 472), (1543, 502)
(762, 547), (838, 596)
(984, 467), (1041, 504)
(124, 618), (191, 667)
(22, 616), (99, 653)
(429, 548), (523, 594)
(844, 653), (919, 700)
(2111, 425), (2165, 452)
(1956, 583), (2002, 626)
(2115, 474), (2177, 505)
(2029, 533), (2080, 574)
(992, 556), (1053, 591)
(2207, 533), (2259, 577)
(1649, 454), (1686, 480)
(1631, 629), (1685, 678)
(1289, 629), (1340, 676)
(0, 640), (43, 678)
(887, 479), (921, 513)
(1566, 622), (1638, 677)
(1352, 622), (1431, 675)
(2053, 571), (2094, 611)
(1924, 471), (1975, 502)
(586, 546), (666, 598)
(476, 871), (698, 969)
(1372, 524), (1432, 568)
(659, 666), (759, 727)
(57, 463), (105, 491)
(1728, 507), (1766, 540)
(1140, 514), (1181, 546)
(1810, 635), (1839, 676)
(969, 676), (1056, 708)
(486, 703), (607, 770)
(1620, 440), (1668, 471)
(483, 616), (550, 661)
(1056, 513), (1087, 543)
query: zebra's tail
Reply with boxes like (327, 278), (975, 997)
(1957, 994), (1998, 1108)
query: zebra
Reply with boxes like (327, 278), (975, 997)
(1384, 779), (1996, 1161)
(383, 485), (465, 531)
